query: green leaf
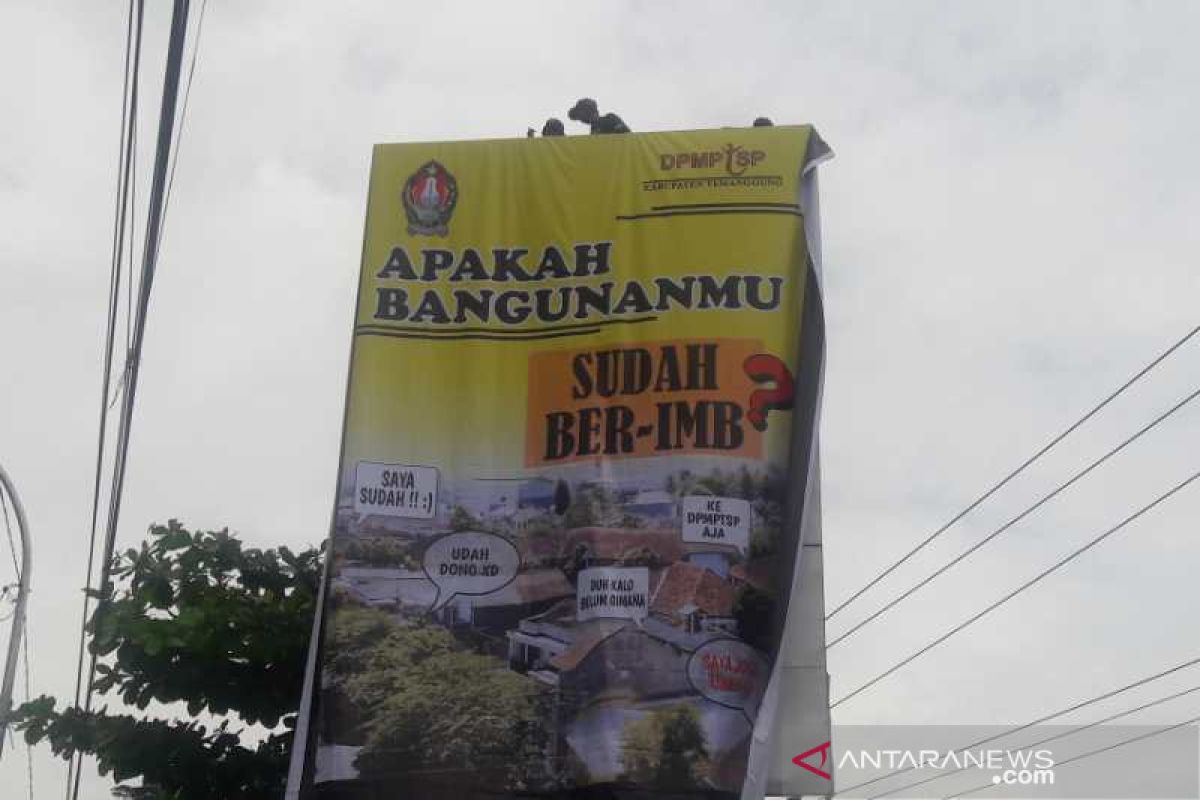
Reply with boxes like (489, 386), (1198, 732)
(29, 522), (322, 798)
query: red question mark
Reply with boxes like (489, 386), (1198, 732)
(743, 353), (795, 432)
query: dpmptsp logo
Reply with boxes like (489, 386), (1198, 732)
(658, 143), (766, 176)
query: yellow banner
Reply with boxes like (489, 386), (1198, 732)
(311, 125), (825, 798)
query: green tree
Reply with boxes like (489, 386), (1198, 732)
(324, 605), (551, 789)
(449, 504), (481, 531)
(738, 466), (756, 501)
(733, 583), (776, 652)
(619, 704), (709, 789)
(563, 483), (622, 529)
(553, 479), (571, 516)
(562, 488), (596, 529)
(7, 520), (320, 799)
(664, 469), (699, 501)
(341, 536), (418, 568)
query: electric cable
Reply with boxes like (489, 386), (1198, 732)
(834, 654), (1200, 795)
(831, 468), (1200, 709)
(70, 3), (195, 799)
(1, 478), (19, 576)
(827, 322), (1200, 621)
(948, 713), (1200, 799)
(1, 482), (33, 799)
(829, 384), (1200, 648)
(158, 0), (207, 252)
(869, 683), (1200, 799)
(67, 1), (143, 794)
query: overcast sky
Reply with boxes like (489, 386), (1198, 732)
(2, 1), (1199, 797)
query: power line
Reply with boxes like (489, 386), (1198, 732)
(829, 384), (1200, 648)
(827, 322), (1200, 621)
(127, 111), (136, 358)
(22, 634), (32, 800)
(109, 0), (205, 407)
(88, 0), (191, 634)
(949, 713), (1200, 799)
(0, 483), (14, 618)
(70, 2), (195, 798)
(0, 485), (33, 800)
(14, 624), (32, 800)
(1, 486), (22, 629)
(870, 683), (1200, 799)
(835, 654), (1200, 795)
(158, 0), (207, 252)
(0, 465), (32, 780)
(83, 0), (191, 705)
(68, 0), (143, 794)
(831, 468), (1200, 709)
(1, 477), (19, 577)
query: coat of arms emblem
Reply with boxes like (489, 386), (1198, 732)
(402, 160), (458, 237)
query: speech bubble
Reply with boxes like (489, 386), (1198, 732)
(576, 566), (649, 622)
(421, 531), (521, 613)
(354, 461), (439, 519)
(680, 495), (751, 553)
(686, 638), (769, 722)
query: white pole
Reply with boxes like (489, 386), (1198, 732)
(0, 461), (32, 758)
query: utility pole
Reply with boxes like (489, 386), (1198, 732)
(0, 461), (32, 758)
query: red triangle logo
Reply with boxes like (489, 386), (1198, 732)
(792, 741), (832, 780)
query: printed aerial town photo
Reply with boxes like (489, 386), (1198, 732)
(315, 457), (790, 796)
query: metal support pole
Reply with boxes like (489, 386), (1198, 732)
(0, 461), (32, 758)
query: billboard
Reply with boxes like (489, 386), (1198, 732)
(288, 125), (833, 799)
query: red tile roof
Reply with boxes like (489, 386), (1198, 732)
(561, 527), (686, 563)
(548, 620), (630, 671)
(650, 562), (735, 617)
(729, 559), (775, 592)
